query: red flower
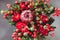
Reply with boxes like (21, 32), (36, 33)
(32, 32), (37, 38)
(19, 2), (28, 10)
(28, 31), (33, 36)
(38, 25), (49, 36)
(28, 3), (33, 8)
(41, 29), (48, 36)
(53, 8), (60, 16)
(11, 13), (20, 21)
(40, 14), (48, 23)
(46, 24), (55, 31)
(45, 24), (51, 31)
(16, 22), (28, 32)
(38, 25), (44, 33)
(25, 2), (29, 5)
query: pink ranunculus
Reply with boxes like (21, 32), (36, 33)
(21, 10), (33, 22)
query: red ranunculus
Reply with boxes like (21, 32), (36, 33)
(38, 25), (49, 36)
(45, 24), (51, 31)
(38, 25), (44, 33)
(19, 2), (28, 10)
(11, 13), (20, 21)
(40, 14), (48, 23)
(42, 29), (48, 36)
(16, 22), (28, 32)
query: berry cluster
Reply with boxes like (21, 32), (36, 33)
(2, 0), (58, 40)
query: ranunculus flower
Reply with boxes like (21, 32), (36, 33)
(16, 22), (28, 32)
(38, 25), (44, 33)
(21, 10), (33, 22)
(11, 13), (20, 21)
(40, 14), (48, 23)
(19, 2), (28, 10)
(38, 25), (49, 36)
(41, 29), (48, 36)
(45, 24), (51, 31)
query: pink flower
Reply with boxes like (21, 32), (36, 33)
(21, 10), (33, 22)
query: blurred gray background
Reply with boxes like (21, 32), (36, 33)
(0, 0), (60, 40)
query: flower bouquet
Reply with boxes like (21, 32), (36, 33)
(0, 0), (60, 40)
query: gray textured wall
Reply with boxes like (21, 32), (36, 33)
(0, 0), (60, 40)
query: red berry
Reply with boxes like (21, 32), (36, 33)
(3, 14), (8, 18)
(33, 32), (37, 38)
(13, 37), (18, 40)
(36, 20), (39, 23)
(44, 2), (47, 4)
(16, 29), (19, 32)
(12, 32), (17, 35)
(25, 2), (28, 5)
(50, 33), (55, 37)
(50, 28), (54, 31)
(28, 3), (33, 8)
(28, 31), (32, 35)
(18, 33), (22, 36)
(6, 4), (11, 8)
(18, 37), (22, 40)
(12, 34), (15, 38)
(7, 11), (13, 14)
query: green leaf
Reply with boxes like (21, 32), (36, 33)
(36, 17), (40, 20)
(9, 21), (15, 25)
(48, 17), (55, 25)
(35, 0), (38, 3)
(39, 2), (44, 7)
(49, 6), (54, 12)
(22, 37), (26, 40)
(46, 6), (55, 16)
(13, 28), (16, 31)
(29, 37), (33, 40)
(13, 4), (20, 10)
(6, 14), (12, 20)
(51, 26), (56, 28)
(29, 27), (34, 31)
